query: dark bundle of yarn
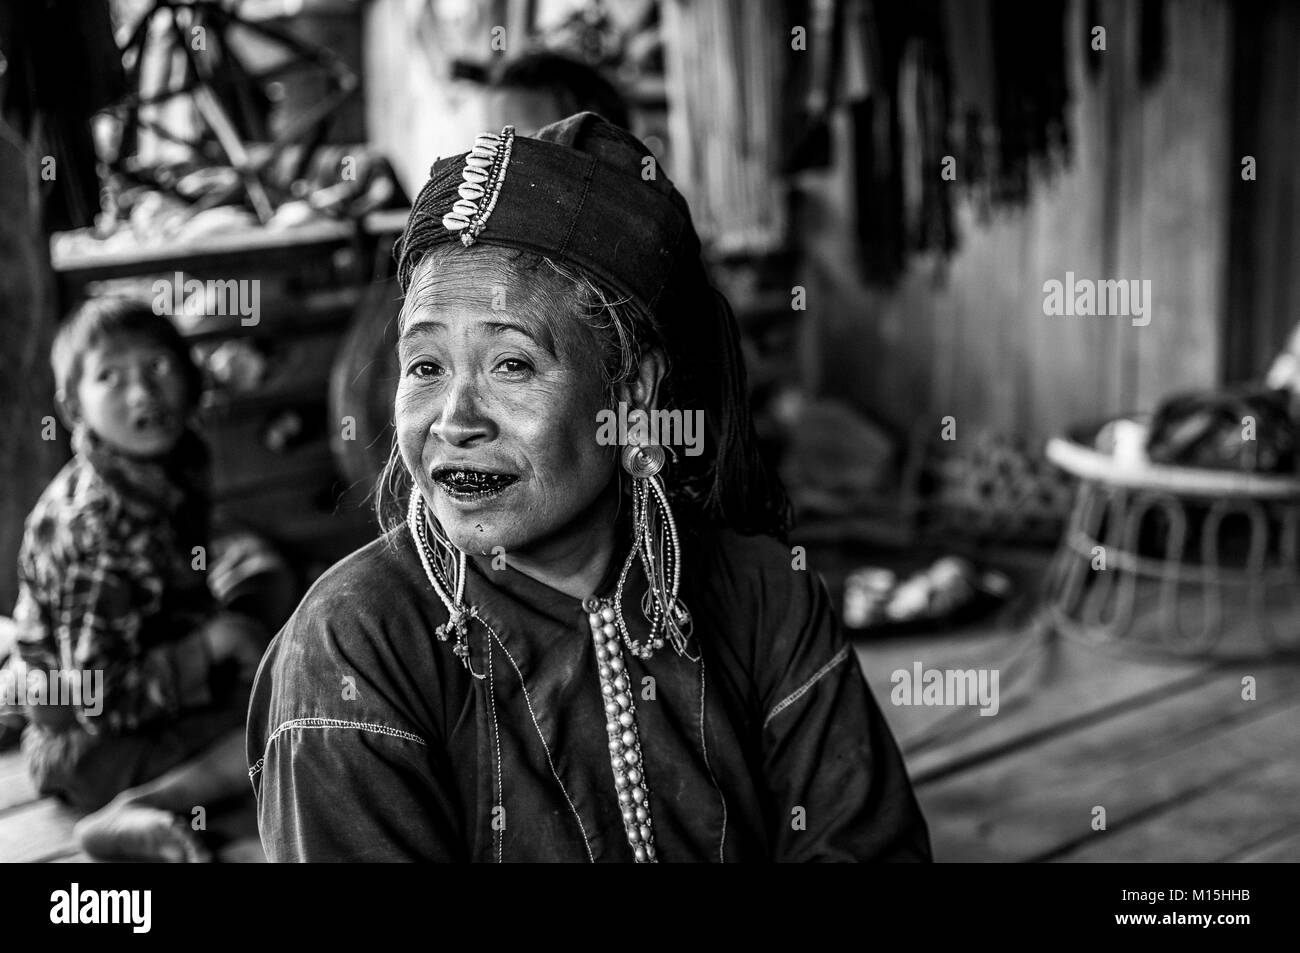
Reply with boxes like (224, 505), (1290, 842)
(1146, 387), (1299, 474)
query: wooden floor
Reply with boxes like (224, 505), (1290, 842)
(0, 746), (93, 862)
(855, 613), (1300, 862)
(2, 548), (1297, 863)
(0, 748), (264, 863)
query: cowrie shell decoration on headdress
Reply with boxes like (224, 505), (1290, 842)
(442, 125), (515, 247)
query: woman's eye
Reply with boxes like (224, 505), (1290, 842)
(409, 360), (443, 379)
(495, 358), (533, 377)
(150, 356), (174, 377)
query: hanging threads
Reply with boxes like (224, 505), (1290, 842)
(611, 445), (695, 661)
(407, 492), (483, 678)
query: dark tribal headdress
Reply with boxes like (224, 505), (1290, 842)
(393, 111), (790, 537)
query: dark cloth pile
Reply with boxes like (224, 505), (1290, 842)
(1147, 389), (1300, 475)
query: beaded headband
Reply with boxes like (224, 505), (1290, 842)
(396, 114), (698, 318)
(440, 126), (515, 247)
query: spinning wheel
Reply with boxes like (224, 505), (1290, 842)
(109, 0), (359, 222)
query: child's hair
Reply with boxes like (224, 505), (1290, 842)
(51, 296), (202, 409)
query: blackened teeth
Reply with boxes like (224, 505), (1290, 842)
(435, 469), (517, 492)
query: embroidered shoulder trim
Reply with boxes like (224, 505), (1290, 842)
(762, 645), (852, 730)
(248, 717), (428, 779)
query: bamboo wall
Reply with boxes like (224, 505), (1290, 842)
(660, 0), (788, 255)
(363, 0), (1279, 447)
(798, 0), (1235, 444)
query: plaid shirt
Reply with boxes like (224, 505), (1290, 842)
(13, 429), (215, 735)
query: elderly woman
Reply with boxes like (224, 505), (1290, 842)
(247, 113), (930, 862)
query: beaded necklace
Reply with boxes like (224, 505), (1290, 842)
(406, 493), (665, 861)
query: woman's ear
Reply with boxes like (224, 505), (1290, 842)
(615, 347), (667, 413)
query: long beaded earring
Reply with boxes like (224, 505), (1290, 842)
(610, 442), (695, 660)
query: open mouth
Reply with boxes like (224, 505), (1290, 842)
(132, 408), (173, 432)
(430, 465), (519, 500)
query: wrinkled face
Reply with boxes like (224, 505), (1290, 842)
(396, 276), (617, 557)
(73, 337), (190, 457)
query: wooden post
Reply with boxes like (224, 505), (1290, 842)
(660, 0), (787, 255)
(0, 119), (62, 612)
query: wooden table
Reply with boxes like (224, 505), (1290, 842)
(51, 209), (411, 284)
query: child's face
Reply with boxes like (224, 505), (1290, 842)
(72, 336), (191, 457)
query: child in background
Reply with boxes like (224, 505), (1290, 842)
(13, 295), (271, 862)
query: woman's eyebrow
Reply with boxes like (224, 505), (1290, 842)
(399, 318), (445, 339)
(483, 319), (556, 355)
(398, 315), (558, 356)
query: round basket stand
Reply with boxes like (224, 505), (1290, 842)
(1042, 437), (1300, 660)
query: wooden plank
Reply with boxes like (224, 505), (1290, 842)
(0, 798), (81, 863)
(1057, 716), (1300, 862)
(912, 665), (1226, 786)
(917, 663), (1300, 860)
(856, 623), (1032, 747)
(661, 0), (787, 254)
(1130, 0), (1231, 408)
(859, 626), (1220, 780)
(0, 748), (39, 812)
(915, 657), (1300, 858)
(51, 209), (407, 279)
(1225, 822), (1300, 863)
(1109, 0), (1144, 412)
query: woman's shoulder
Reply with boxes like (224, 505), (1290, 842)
(690, 526), (811, 594)
(251, 528), (448, 742)
(265, 528), (445, 675)
(691, 525), (842, 650)
(290, 528), (427, 622)
(698, 525), (793, 560)
(688, 526), (852, 707)
(685, 525), (830, 638)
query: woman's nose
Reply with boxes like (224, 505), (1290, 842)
(430, 377), (495, 446)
